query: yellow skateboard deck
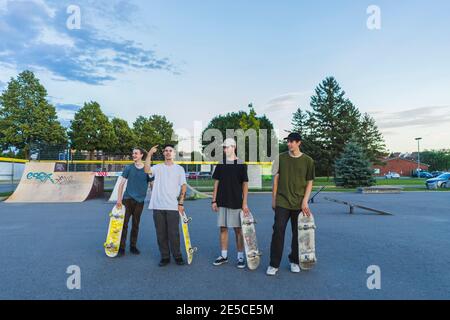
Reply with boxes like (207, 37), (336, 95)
(180, 210), (197, 264)
(104, 205), (126, 257)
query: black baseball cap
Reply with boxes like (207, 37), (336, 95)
(284, 132), (302, 141)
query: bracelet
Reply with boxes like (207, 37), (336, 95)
(178, 203), (184, 206)
(211, 201), (217, 204)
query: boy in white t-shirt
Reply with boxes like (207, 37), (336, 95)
(145, 144), (187, 266)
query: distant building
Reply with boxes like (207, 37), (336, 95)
(372, 157), (429, 176)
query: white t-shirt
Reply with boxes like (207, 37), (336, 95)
(148, 163), (187, 211)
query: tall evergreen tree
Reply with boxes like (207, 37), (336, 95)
(0, 70), (67, 158)
(356, 113), (387, 163)
(307, 77), (361, 177)
(334, 140), (375, 188)
(289, 77), (386, 177)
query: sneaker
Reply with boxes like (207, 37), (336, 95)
(290, 263), (300, 273)
(213, 256), (228, 266)
(266, 266), (279, 276)
(237, 259), (246, 269)
(158, 259), (170, 267)
(117, 248), (125, 257)
(130, 247), (140, 255)
(175, 258), (185, 266)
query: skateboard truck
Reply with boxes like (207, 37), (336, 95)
(188, 247), (198, 254)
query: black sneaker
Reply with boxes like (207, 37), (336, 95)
(130, 247), (140, 255)
(175, 258), (185, 266)
(117, 248), (125, 257)
(213, 256), (228, 266)
(237, 259), (246, 269)
(159, 259), (170, 267)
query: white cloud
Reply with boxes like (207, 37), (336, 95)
(35, 26), (75, 47)
(371, 105), (450, 129)
(264, 91), (311, 113)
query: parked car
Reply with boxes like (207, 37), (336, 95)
(186, 172), (199, 179)
(418, 172), (433, 179)
(385, 172), (400, 179)
(426, 172), (450, 188)
(431, 171), (444, 178)
(412, 170), (433, 178)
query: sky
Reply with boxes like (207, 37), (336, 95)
(0, 0), (450, 153)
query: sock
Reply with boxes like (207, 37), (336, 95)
(221, 250), (228, 259)
(237, 252), (244, 261)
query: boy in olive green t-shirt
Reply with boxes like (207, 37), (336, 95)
(267, 133), (315, 276)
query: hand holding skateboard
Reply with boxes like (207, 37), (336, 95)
(242, 204), (250, 217)
(302, 201), (311, 217)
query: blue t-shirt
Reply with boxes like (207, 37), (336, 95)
(122, 164), (151, 203)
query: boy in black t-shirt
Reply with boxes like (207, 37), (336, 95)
(211, 138), (249, 269)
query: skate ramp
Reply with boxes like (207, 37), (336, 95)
(6, 162), (103, 203)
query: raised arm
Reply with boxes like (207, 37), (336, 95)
(144, 145), (158, 174)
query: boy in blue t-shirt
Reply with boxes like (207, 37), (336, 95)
(116, 148), (152, 256)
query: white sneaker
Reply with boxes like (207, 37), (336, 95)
(266, 266), (279, 276)
(290, 263), (301, 273)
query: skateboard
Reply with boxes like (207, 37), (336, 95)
(298, 212), (317, 270)
(240, 210), (261, 270)
(104, 205), (126, 257)
(180, 210), (197, 264)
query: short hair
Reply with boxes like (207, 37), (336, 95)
(163, 144), (175, 150)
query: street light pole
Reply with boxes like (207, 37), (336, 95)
(415, 137), (422, 172)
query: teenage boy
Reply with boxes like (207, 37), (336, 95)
(116, 148), (152, 256)
(145, 144), (187, 266)
(211, 138), (249, 269)
(267, 133), (315, 276)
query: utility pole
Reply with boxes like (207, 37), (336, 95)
(415, 137), (422, 173)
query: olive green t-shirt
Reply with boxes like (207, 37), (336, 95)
(273, 152), (315, 210)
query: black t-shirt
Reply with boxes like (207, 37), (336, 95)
(212, 159), (249, 209)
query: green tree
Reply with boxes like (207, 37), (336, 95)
(202, 104), (276, 161)
(133, 115), (176, 152)
(421, 149), (450, 171)
(291, 107), (308, 134)
(356, 113), (387, 164)
(68, 101), (117, 159)
(289, 77), (386, 177)
(335, 141), (375, 188)
(111, 118), (137, 156)
(307, 77), (362, 177)
(0, 70), (67, 158)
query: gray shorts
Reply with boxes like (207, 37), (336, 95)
(217, 207), (242, 228)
